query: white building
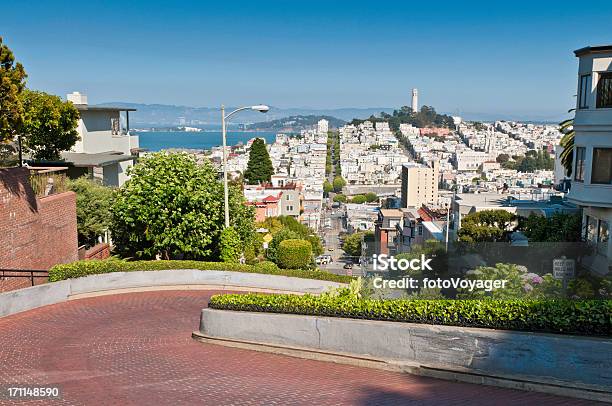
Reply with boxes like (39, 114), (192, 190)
(62, 92), (139, 186)
(567, 45), (612, 275)
(411, 88), (418, 112)
(317, 119), (329, 135)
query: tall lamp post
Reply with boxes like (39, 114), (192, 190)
(221, 104), (270, 228)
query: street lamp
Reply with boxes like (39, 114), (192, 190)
(221, 104), (270, 228)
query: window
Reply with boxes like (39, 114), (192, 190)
(598, 220), (609, 255)
(587, 216), (598, 243)
(574, 147), (586, 182)
(596, 72), (612, 108)
(579, 74), (591, 109)
(591, 148), (612, 184)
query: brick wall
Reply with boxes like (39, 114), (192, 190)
(81, 243), (111, 260)
(0, 168), (78, 287)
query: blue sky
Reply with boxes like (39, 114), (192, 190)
(3, 0), (612, 118)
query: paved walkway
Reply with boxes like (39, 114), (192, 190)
(0, 290), (594, 405)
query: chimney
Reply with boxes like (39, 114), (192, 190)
(67, 91), (88, 105)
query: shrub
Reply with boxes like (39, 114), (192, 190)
(209, 293), (612, 337)
(253, 260), (280, 273)
(266, 229), (300, 263)
(277, 239), (312, 269)
(48, 259), (353, 283)
(219, 226), (241, 263)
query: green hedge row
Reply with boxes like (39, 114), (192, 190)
(48, 259), (353, 283)
(209, 293), (612, 336)
(277, 239), (312, 269)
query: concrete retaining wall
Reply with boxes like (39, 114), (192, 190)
(199, 309), (612, 395)
(0, 270), (343, 318)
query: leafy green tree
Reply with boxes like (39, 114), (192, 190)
(266, 228), (300, 263)
(364, 192), (378, 203)
(67, 177), (113, 247)
(559, 118), (574, 176)
(244, 138), (273, 184)
(111, 152), (255, 260)
(21, 89), (80, 160)
(457, 210), (517, 242)
(350, 194), (367, 204)
(343, 232), (370, 257)
(332, 176), (346, 192)
(268, 215), (323, 257)
(518, 213), (582, 242)
(323, 180), (333, 194)
(0, 37), (27, 143)
(277, 239), (312, 269)
(333, 194), (347, 203)
(219, 226), (242, 263)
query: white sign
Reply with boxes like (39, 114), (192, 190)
(553, 258), (575, 280)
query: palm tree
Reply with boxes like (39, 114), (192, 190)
(559, 116), (575, 177)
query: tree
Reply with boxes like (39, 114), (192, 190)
(21, 89), (80, 160)
(219, 226), (242, 263)
(264, 216), (323, 258)
(266, 228), (300, 263)
(332, 176), (346, 192)
(0, 37), (27, 143)
(343, 232), (368, 257)
(496, 153), (509, 164)
(323, 180), (333, 194)
(244, 138), (273, 184)
(67, 177), (113, 248)
(364, 192), (378, 203)
(277, 239), (312, 269)
(350, 194), (367, 204)
(559, 118), (574, 176)
(111, 152), (255, 260)
(518, 212), (582, 242)
(457, 209), (517, 242)
(333, 194), (347, 203)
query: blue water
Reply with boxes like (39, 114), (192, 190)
(136, 131), (277, 152)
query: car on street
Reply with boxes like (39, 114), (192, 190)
(328, 247), (334, 252)
(343, 263), (353, 269)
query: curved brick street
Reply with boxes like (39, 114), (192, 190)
(0, 290), (594, 405)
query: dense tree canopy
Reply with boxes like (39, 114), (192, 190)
(21, 89), (80, 160)
(518, 212), (582, 242)
(332, 176), (346, 193)
(111, 152), (255, 260)
(457, 210), (517, 242)
(67, 177), (113, 248)
(244, 138), (273, 184)
(342, 231), (373, 258)
(350, 105), (454, 131)
(501, 149), (554, 172)
(0, 37), (27, 143)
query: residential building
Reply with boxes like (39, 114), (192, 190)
(317, 119), (329, 135)
(374, 209), (403, 255)
(62, 92), (139, 186)
(400, 162), (439, 208)
(567, 45), (612, 275)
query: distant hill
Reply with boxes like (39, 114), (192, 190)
(247, 115), (345, 132)
(95, 102), (392, 127)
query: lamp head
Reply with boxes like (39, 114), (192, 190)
(251, 104), (270, 113)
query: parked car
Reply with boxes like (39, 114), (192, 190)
(315, 255), (333, 265)
(343, 263), (353, 269)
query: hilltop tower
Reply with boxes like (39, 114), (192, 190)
(411, 88), (419, 112)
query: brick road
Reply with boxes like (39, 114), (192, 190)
(0, 290), (595, 405)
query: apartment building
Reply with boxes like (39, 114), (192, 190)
(62, 92), (139, 186)
(567, 45), (612, 275)
(374, 209), (403, 255)
(400, 162), (439, 208)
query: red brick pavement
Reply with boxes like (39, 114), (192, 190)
(0, 290), (598, 405)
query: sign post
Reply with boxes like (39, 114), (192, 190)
(553, 256), (575, 293)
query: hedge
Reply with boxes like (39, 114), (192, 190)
(48, 259), (353, 283)
(277, 239), (312, 269)
(209, 293), (612, 336)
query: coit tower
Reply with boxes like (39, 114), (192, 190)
(411, 88), (418, 112)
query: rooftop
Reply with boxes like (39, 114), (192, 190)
(574, 45), (612, 57)
(61, 151), (136, 167)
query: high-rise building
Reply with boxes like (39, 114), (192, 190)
(400, 161), (438, 208)
(411, 88), (419, 112)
